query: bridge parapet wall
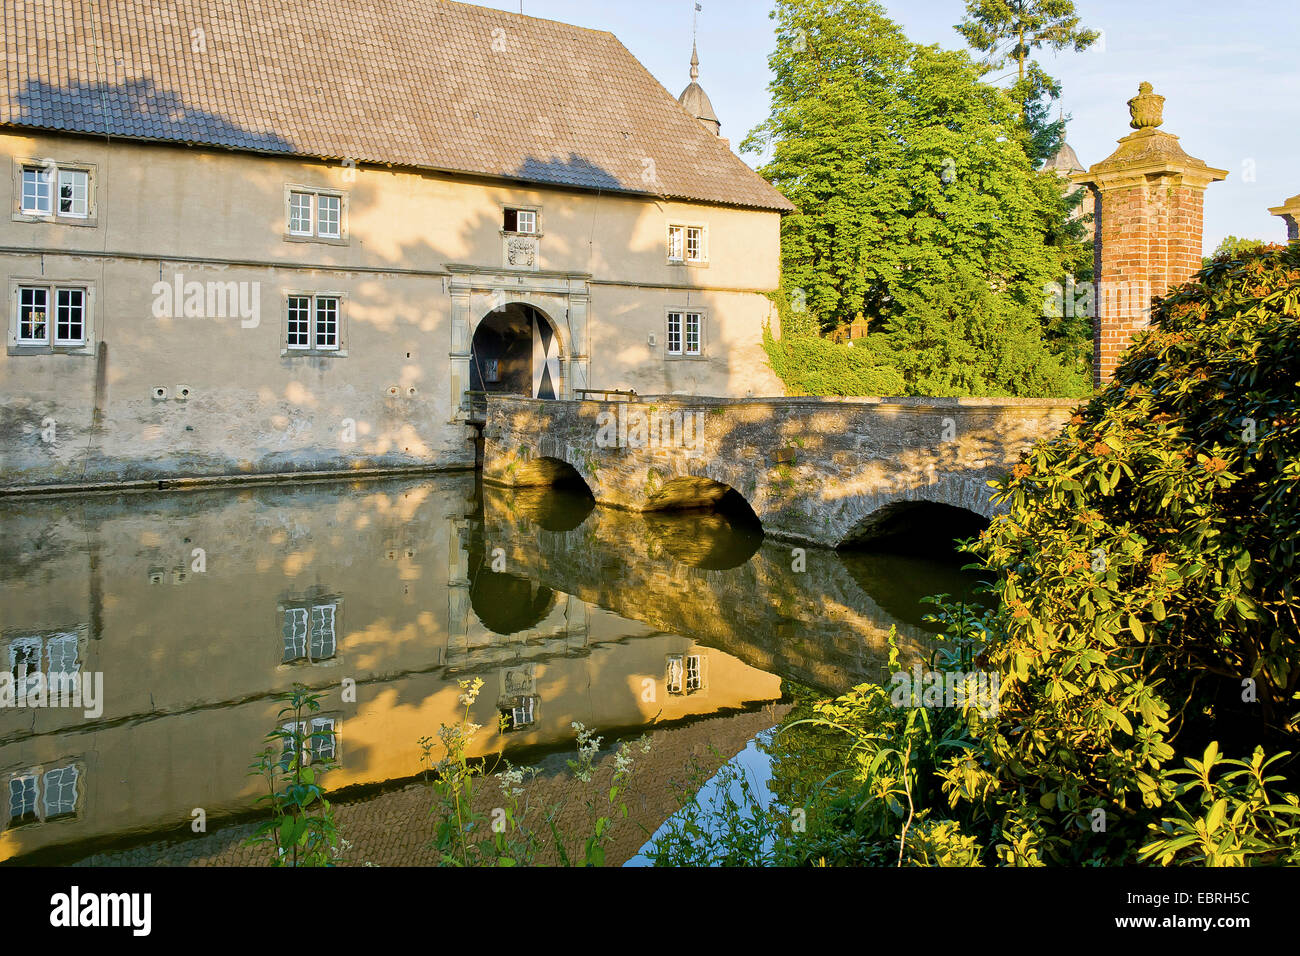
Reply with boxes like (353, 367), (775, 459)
(483, 395), (1080, 547)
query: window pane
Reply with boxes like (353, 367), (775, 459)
(315, 297), (339, 349)
(687, 227), (703, 261)
(287, 296), (311, 348)
(504, 208), (518, 232)
(516, 210), (536, 234)
(666, 312), (682, 354)
(18, 287), (48, 344)
(289, 192), (313, 234)
(58, 169), (88, 216)
(21, 168), (52, 214)
(685, 313), (701, 355)
(317, 195), (341, 238)
(668, 226), (683, 260)
(55, 288), (85, 344)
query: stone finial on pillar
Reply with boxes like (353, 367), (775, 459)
(1268, 194), (1300, 243)
(1071, 83), (1228, 389)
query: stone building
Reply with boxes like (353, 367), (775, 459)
(0, 0), (793, 491)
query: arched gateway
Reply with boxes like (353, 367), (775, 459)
(446, 265), (591, 417)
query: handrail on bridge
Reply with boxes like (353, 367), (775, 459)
(575, 388), (638, 402)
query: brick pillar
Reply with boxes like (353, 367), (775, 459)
(1269, 194), (1300, 243)
(1072, 83), (1227, 388)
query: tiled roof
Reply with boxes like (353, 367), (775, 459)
(1, 0), (795, 212)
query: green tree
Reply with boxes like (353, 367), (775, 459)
(746, 0), (1084, 397)
(956, 0), (1099, 165)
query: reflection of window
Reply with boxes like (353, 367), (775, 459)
(9, 636), (42, 696)
(500, 696), (537, 732)
(282, 604), (337, 664)
(281, 717), (338, 768)
(7, 632), (79, 698)
(7, 775), (38, 827)
(666, 654), (705, 696)
(5, 764), (80, 828)
(43, 766), (79, 819)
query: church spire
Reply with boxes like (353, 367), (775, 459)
(690, 41), (700, 81)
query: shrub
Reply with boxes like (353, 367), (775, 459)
(772, 243), (1300, 866)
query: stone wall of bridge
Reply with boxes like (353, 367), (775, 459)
(482, 395), (1079, 548)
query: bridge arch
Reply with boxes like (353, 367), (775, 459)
(830, 476), (998, 551)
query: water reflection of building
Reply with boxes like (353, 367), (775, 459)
(0, 474), (783, 862)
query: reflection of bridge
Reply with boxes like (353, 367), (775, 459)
(482, 395), (1078, 547)
(483, 486), (938, 693)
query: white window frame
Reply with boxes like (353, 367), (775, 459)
(20, 166), (52, 215)
(667, 223), (708, 264)
(665, 310), (705, 359)
(283, 185), (348, 243)
(9, 279), (95, 354)
(13, 159), (97, 225)
(57, 169), (89, 218)
(666, 654), (684, 695)
(283, 292), (346, 356)
(502, 205), (541, 236)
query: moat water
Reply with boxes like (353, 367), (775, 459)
(0, 472), (988, 864)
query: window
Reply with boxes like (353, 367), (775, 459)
(289, 192), (314, 235)
(668, 226), (683, 262)
(21, 167), (52, 215)
(282, 603), (337, 664)
(17, 161), (94, 221)
(285, 295), (342, 353)
(56, 289), (85, 345)
(668, 224), (706, 263)
(666, 654), (705, 696)
(13, 283), (90, 349)
(317, 194), (341, 238)
(503, 207), (537, 235)
(58, 170), (88, 217)
(5, 765), (81, 828)
(284, 187), (346, 241)
(18, 287), (47, 345)
(666, 311), (703, 357)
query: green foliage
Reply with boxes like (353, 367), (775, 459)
(747, 0), (1092, 398)
(246, 684), (342, 867)
(956, 0), (1099, 166)
(1204, 235), (1269, 269)
(646, 752), (787, 867)
(420, 680), (648, 867)
(679, 243), (1300, 867)
(761, 324), (905, 396)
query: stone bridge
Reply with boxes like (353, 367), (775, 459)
(481, 395), (1079, 548)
